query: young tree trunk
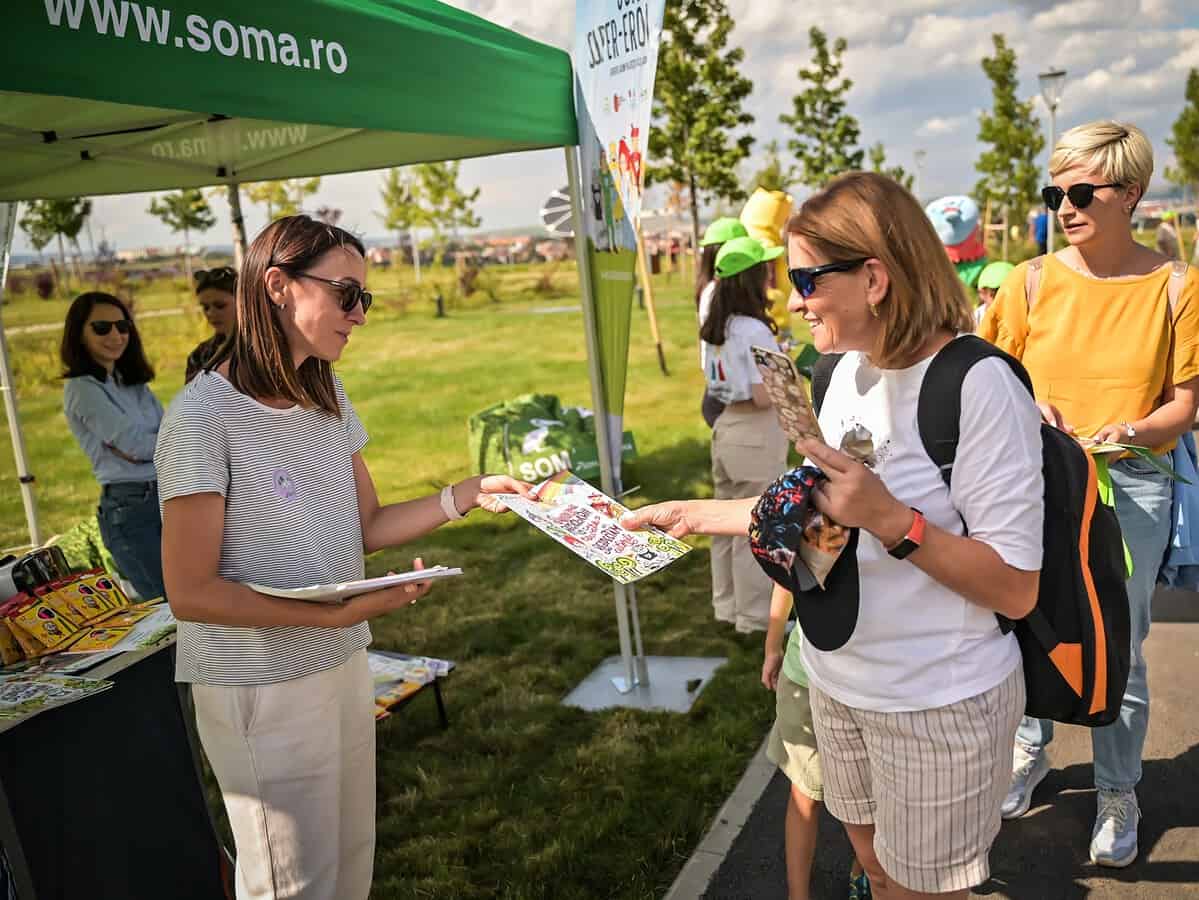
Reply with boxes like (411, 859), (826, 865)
(182, 224), (193, 284)
(411, 227), (422, 284)
(227, 183), (248, 270)
(55, 234), (69, 293)
(688, 172), (702, 259)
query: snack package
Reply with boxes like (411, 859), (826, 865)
(8, 594), (83, 651)
(1, 600), (48, 659)
(35, 583), (90, 627)
(751, 345), (826, 445)
(68, 625), (134, 653)
(73, 570), (130, 613)
(0, 621), (26, 666)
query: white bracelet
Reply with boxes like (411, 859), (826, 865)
(440, 484), (466, 521)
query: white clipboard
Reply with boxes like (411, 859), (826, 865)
(247, 566), (462, 603)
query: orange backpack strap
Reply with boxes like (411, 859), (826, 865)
(1024, 256), (1044, 310)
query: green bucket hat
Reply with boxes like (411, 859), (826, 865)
(715, 236), (784, 278)
(977, 260), (1015, 291)
(700, 216), (749, 246)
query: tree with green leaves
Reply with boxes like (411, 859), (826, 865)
(1167, 70), (1199, 195)
(781, 27), (863, 190)
(868, 143), (914, 191)
(379, 162), (479, 283)
(750, 140), (798, 194)
(19, 198), (91, 290)
(648, 0), (755, 251)
(147, 188), (216, 283)
(974, 34), (1044, 231)
(245, 178), (321, 219)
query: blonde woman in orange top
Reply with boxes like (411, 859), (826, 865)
(979, 121), (1199, 869)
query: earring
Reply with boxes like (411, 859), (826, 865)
(868, 303), (880, 319)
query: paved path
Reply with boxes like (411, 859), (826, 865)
(6, 306), (185, 336)
(684, 586), (1199, 899)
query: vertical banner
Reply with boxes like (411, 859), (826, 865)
(573, 0), (665, 483)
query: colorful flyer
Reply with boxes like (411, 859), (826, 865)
(494, 471), (691, 584)
(751, 345), (826, 446)
(0, 673), (113, 723)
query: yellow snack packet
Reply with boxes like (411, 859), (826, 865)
(9, 595), (82, 650)
(0, 621), (26, 666)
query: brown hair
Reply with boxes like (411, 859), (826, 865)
(699, 263), (777, 346)
(787, 172), (972, 368)
(695, 243), (719, 308)
(208, 216), (365, 416)
(61, 292), (155, 385)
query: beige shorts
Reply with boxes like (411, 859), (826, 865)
(765, 673), (823, 801)
(808, 665), (1025, 894)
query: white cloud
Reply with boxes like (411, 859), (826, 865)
(918, 116), (970, 137)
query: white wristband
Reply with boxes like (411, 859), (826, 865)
(440, 484), (466, 521)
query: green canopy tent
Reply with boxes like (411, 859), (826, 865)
(0, 0), (659, 702)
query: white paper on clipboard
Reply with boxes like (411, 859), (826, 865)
(247, 566), (463, 603)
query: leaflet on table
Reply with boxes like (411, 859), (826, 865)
(0, 673), (113, 723)
(367, 651), (455, 720)
(60, 604), (177, 655)
(1080, 440), (1190, 483)
(494, 470), (691, 584)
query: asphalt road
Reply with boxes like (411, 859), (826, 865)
(701, 586), (1199, 899)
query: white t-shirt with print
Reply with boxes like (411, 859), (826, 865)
(701, 315), (778, 405)
(800, 345), (1044, 712)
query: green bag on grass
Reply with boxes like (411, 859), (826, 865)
(468, 394), (635, 485)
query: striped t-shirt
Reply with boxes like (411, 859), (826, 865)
(155, 370), (372, 686)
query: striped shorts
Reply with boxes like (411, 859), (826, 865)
(808, 664), (1025, 894)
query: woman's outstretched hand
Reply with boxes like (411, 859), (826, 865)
(618, 500), (696, 538)
(461, 475), (537, 513)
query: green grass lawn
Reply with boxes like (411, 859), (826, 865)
(0, 262), (790, 899)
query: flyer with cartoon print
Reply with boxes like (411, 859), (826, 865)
(751, 345), (826, 446)
(495, 471), (691, 584)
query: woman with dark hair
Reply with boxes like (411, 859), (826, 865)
(701, 235), (788, 633)
(697, 217), (749, 428)
(155, 215), (532, 899)
(61, 291), (165, 601)
(186, 265), (237, 382)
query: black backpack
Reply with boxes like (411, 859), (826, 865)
(811, 335), (1130, 727)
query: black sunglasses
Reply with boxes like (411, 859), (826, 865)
(1041, 182), (1122, 211)
(293, 272), (373, 315)
(194, 266), (237, 291)
(788, 259), (869, 298)
(88, 320), (131, 336)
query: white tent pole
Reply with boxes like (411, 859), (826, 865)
(565, 146), (636, 693)
(0, 202), (41, 549)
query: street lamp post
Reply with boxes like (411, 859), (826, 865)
(1039, 66), (1067, 253)
(914, 149), (927, 201)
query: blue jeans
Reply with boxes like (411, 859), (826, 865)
(1016, 456), (1172, 791)
(97, 480), (166, 602)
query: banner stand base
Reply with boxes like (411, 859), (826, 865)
(562, 656), (726, 713)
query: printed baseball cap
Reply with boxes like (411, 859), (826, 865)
(749, 466), (861, 651)
(715, 235), (785, 278)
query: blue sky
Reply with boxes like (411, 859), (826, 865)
(15, 0), (1199, 255)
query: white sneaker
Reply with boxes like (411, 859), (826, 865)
(1090, 789), (1140, 868)
(1000, 744), (1051, 819)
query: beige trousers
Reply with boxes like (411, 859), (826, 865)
(710, 403), (789, 632)
(192, 650), (376, 900)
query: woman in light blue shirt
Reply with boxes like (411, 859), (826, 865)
(61, 292), (165, 600)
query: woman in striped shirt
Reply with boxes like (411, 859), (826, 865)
(155, 216), (531, 899)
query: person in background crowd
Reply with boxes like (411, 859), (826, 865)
(1031, 206), (1050, 256)
(155, 215), (533, 899)
(974, 261), (1014, 327)
(1156, 211), (1181, 260)
(697, 217), (750, 428)
(926, 195), (988, 291)
(61, 292), (166, 601)
(701, 235), (788, 633)
(186, 266), (238, 382)
(980, 120), (1199, 868)
(763, 583), (871, 900)
(629, 172), (1044, 899)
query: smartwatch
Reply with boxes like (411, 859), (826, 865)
(886, 508), (925, 560)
